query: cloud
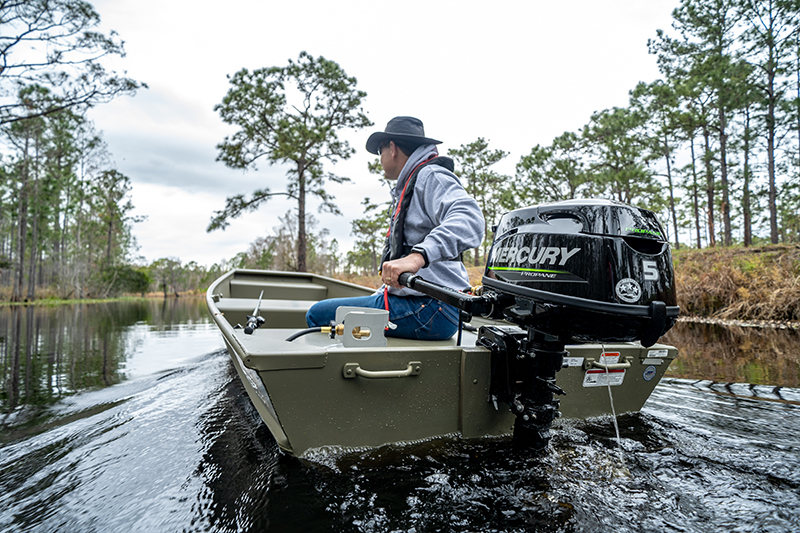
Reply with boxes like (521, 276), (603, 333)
(88, 0), (679, 266)
(129, 182), (285, 267)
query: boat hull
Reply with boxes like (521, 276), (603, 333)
(208, 269), (676, 456)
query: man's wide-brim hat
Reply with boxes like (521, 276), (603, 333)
(366, 116), (442, 155)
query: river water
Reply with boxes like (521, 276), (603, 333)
(1, 298), (798, 532)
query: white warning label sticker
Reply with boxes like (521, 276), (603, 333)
(583, 368), (626, 387)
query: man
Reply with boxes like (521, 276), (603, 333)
(306, 116), (485, 340)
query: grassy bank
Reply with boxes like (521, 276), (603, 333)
(0, 291), (205, 307)
(674, 244), (800, 323)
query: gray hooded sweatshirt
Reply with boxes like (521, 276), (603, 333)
(383, 144), (485, 297)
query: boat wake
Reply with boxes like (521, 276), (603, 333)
(267, 378), (800, 533)
(2, 339), (798, 533)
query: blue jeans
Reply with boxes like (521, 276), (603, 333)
(306, 292), (459, 341)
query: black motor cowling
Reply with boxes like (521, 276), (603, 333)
(483, 199), (679, 347)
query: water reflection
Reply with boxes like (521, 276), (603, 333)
(662, 320), (800, 388)
(0, 297), (212, 441)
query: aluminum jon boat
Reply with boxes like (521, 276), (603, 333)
(206, 269), (677, 457)
(207, 199), (680, 456)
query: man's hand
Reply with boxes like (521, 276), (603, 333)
(381, 253), (426, 289)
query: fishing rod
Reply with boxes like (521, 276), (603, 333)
(243, 290), (265, 334)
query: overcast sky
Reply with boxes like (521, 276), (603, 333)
(88, 0), (680, 267)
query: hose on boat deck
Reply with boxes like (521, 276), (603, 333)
(287, 323), (476, 343)
(285, 327), (323, 342)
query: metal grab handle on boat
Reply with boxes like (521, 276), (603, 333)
(342, 361), (422, 379)
(586, 358), (632, 371)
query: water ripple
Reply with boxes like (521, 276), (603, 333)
(2, 314), (799, 533)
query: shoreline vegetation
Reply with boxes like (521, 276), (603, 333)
(2, 244), (799, 330)
(672, 244), (800, 329)
(0, 294), (201, 307)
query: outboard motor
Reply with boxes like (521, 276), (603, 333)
(478, 199), (678, 449)
(399, 199), (679, 450)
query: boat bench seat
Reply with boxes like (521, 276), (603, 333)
(214, 297), (314, 329)
(229, 280), (328, 301)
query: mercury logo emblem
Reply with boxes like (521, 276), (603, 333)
(495, 246), (581, 266)
(615, 278), (641, 303)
